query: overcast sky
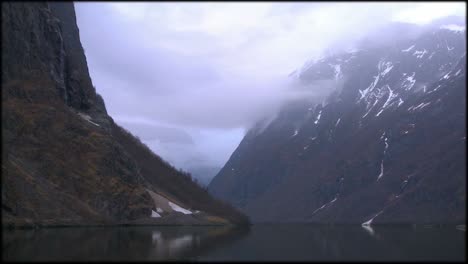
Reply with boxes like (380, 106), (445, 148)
(74, 2), (465, 175)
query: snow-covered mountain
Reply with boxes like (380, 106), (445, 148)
(209, 20), (466, 224)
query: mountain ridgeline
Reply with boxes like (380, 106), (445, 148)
(2, 2), (248, 227)
(209, 20), (466, 224)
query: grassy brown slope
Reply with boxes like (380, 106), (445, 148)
(2, 78), (154, 226)
(110, 123), (250, 225)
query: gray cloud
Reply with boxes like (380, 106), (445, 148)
(74, 2), (465, 176)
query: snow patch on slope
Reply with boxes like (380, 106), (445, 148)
(151, 210), (161, 218)
(362, 210), (384, 226)
(401, 45), (415, 52)
(402, 72), (416, 90)
(77, 112), (100, 127)
(311, 197), (338, 215)
(377, 133), (389, 181)
(408, 102), (431, 112)
(413, 49), (427, 59)
(169, 202), (192, 215)
(375, 85), (398, 117)
(335, 118), (341, 127)
(314, 110), (322, 125)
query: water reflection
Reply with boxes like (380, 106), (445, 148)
(2, 225), (465, 261)
(2, 225), (248, 261)
(200, 225), (465, 261)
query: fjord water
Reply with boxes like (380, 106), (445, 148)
(3, 225), (465, 261)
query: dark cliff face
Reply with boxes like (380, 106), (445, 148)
(2, 2), (105, 116)
(209, 21), (466, 224)
(2, 2), (248, 226)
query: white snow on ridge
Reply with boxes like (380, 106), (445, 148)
(330, 64), (342, 80)
(428, 52), (435, 60)
(362, 210), (384, 226)
(401, 45), (415, 52)
(359, 74), (380, 101)
(377, 161), (384, 181)
(380, 132), (386, 140)
(402, 72), (416, 90)
(440, 24), (466, 32)
(413, 49), (427, 59)
(311, 197), (338, 215)
(397, 98), (404, 107)
(335, 118), (341, 127)
(362, 99), (379, 118)
(359, 60), (392, 105)
(151, 210), (161, 218)
(168, 202), (192, 215)
(408, 102), (431, 112)
(381, 62), (393, 76)
(445, 39), (454, 51)
(375, 85), (398, 117)
(377, 134), (389, 181)
(383, 137), (389, 155)
(77, 112), (100, 127)
(156, 207), (164, 213)
(292, 129), (299, 137)
(314, 110), (322, 125)
(334, 64), (342, 80)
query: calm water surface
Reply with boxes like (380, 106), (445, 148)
(2, 225), (465, 261)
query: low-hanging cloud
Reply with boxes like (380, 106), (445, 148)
(75, 2), (465, 172)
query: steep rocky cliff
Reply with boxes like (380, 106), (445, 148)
(209, 20), (466, 224)
(2, 2), (248, 227)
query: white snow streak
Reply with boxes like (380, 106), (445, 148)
(329, 64), (342, 80)
(403, 72), (416, 90)
(381, 62), (394, 76)
(362, 210), (384, 226)
(401, 45), (415, 52)
(413, 49), (427, 59)
(314, 110), (322, 125)
(151, 210), (161, 218)
(359, 74), (380, 100)
(362, 99), (379, 118)
(335, 118), (341, 127)
(168, 202), (192, 214)
(311, 197), (338, 215)
(397, 98), (404, 107)
(77, 113), (100, 127)
(445, 39), (454, 51)
(377, 134), (389, 181)
(375, 85), (398, 117)
(408, 102), (431, 112)
(377, 161), (384, 181)
(291, 129), (299, 137)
